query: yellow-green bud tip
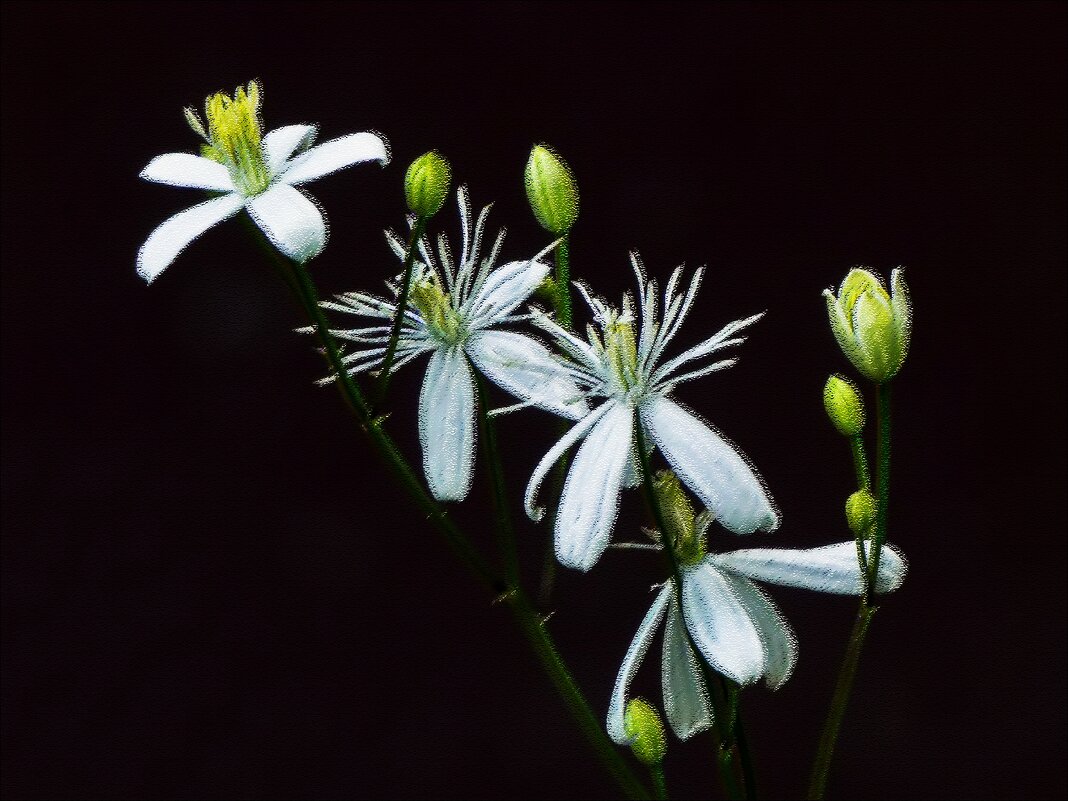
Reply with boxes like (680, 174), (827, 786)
(845, 490), (877, 536)
(623, 699), (667, 766)
(823, 375), (866, 437)
(405, 151), (451, 217)
(525, 144), (579, 234)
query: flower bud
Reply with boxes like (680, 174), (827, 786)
(623, 698), (667, 766)
(653, 470), (705, 565)
(823, 375), (866, 437)
(823, 268), (911, 383)
(525, 144), (579, 234)
(845, 490), (877, 536)
(404, 151), (451, 217)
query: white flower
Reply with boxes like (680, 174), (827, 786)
(137, 81), (389, 283)
(608, 537), (908, 742)
(524, 255), (779, 571)
(319, 187), (589, 502)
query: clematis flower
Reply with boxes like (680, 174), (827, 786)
(317, 187), (588, 502)
(607, 509), (908, 742)
(524, 255), (779, 572)
(137, 80), (388, 283)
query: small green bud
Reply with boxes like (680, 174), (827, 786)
(404, 151), (451, 217)
(653, 470), (705, 565)
(823, 268), (912, 383)
(525, 144), (579, 234)
(845, 490), (877, 536)
(534, 275), (558, 306)
(823, 375), (866, 437)
(623, 699), (667, 766)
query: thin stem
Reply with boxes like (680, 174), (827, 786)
(650, 763), (668, 800)
(475, 369), (519, 584)
(633, 421), (748, 801)
(375, 215), (427, 409)
(866, 382), (892, 600)
(732, 688), (757, 801)
(257, 238), (648, 800)
(849, 434), (871, 491)
(806, 604), (877, 800)
(555, 233), (573, 329)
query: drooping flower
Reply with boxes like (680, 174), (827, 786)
(607, 510), (908, 742)
(524, 255), (779, 571)
(137, 80), (389, 283)
(318, 187), (588, 502)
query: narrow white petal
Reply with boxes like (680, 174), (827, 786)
(555, 402), (634, 572)
(419, 348), (476, 502)
(680, 562), (766, 686)
(721, 572), (797, 690)
(641, 396), (778, 534)
(607, 587), (671, 745)
(278, 131), (389, 185)
(466, 330), (589, 420)
(136, 193), (245, 283)
(466, 259), (551, 328)
(247, 183), (327, 263)
(709, 542), (907, 595)
(662, 596), (714, 740)
(262, 124), (318, 175)
(524, 402), (611, 522)
(139, 153), (235, 191)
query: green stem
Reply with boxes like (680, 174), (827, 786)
(555, 233), (573, 329)
(259, 239), (647, 800)
(650, 763), (668, 800)
(806, 603), (877, 800)
(375, 215), (427, 409)
(849, 434), (871, 491)
(866, 382), (892, 601)
(474, 369), (519, 584)
(732, 688), (757, 801)
(633, 421), (748, 801)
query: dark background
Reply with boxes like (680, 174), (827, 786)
(2, 2), (1065, 799)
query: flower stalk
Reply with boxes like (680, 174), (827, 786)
(374, 215), (427, 408)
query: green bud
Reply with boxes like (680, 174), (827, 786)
(823, 375), (866, 437)
(653, 470), (705, 565)
(404, 151), (451, 217)
(623, 699), (667, 766)
(845, 490), (877, 536)
(525, 144), (579, 234)
(823, 268), (912, 383)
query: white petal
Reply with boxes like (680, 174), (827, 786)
(278, 131), (389, 185)
(139, 153), (235, 191)
(555, 402), (634, 572)
(524, 403), (612, 522)
(466, 330), (588, 420)
(247, 183), (327, 263)
(680, 562), (766, 686)
(640, 396), (778, 535)
(709, 541), (907, 595)
(466, 259), (551, 328)
(662, 597), (714, 740)
(263, 124), (318, 176)
(136, 193), (245, 283)
(419, 347), (476, 502)
(607, 587), (671, 745)
(721, 572), (797, 690)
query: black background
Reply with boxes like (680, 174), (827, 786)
(2, 2), (1065, 799)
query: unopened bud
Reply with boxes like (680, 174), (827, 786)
(845, 490), (877, 536)
(823, 375), (866, 437)
(525, 144), (579, 234)
(624, 698), (667, 766)
(823, 268), (912, 383)
(404, 151), (451, 217)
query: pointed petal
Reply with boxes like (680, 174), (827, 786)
(524, 403), (611, 522)
(278, 131), (389, 185)
(263, 124), (318, 175)
(641, 396), (778, 534)
(466, 330), (588, 420)
(607, 587), (671, 744)
(721, 572), (797, 690)
(136, 193), (245, 283)
(662, 597), (714, 740)
(709, 541), (907, 595)
(247, 183), (327, 263)
(139, 153), (235, 191)
(555, 402), (634, 572)
(419, 347), (476, 502)
(680, 562), (766, 686)
(466, 259), (551, 328)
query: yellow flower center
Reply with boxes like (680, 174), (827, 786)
(186, 81), (271, 196)
(604, 315), (639, 392)
(410, 277), (464, 344)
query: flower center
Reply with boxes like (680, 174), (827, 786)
(604, 315), (640, 393)
(410, 276), (464, 345)
(185, 81), (271, 197)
